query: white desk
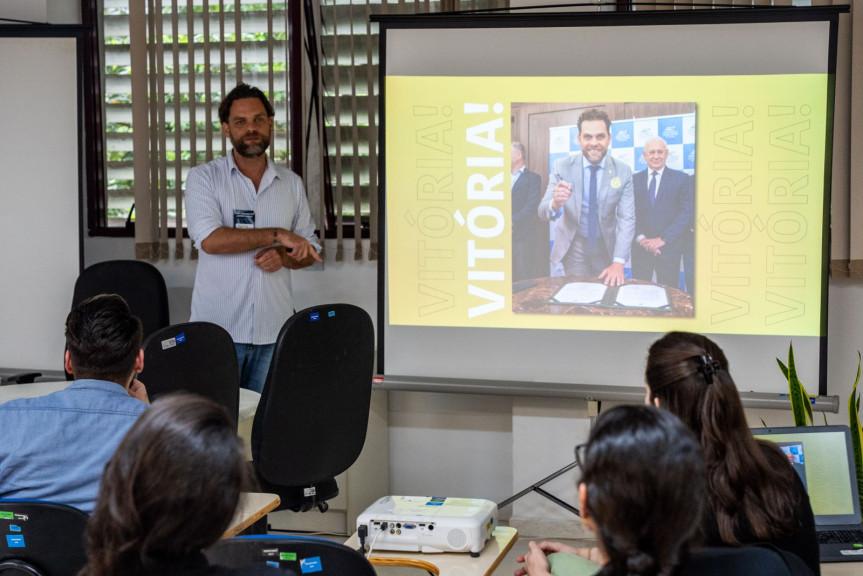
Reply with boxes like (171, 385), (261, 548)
(0, 380), (261, 456)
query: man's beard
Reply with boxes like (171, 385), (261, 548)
(233, 133), (270, 158)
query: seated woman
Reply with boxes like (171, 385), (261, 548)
(79, 394), (282, 576)
(520, 404), (707, 576)
(644, 332), (818, 575)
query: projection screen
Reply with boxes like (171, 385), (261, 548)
(375, 7), (843, 397)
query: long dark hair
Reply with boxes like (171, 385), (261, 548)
(583, 405), (704, 576)
(80, 394), (253, 576)
(645, 331), (799, 545)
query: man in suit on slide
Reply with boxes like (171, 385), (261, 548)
(631, 137), (694, 291)
(538, 108), (635, 286)
(511, 141), (545, 282)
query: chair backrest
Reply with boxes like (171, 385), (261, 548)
(683, 545), (814, 576)
(204, 535), (375, 576)
(251, 304), (374, 487)
(139, 322), (240, 427)
(67, 260), (170, 380)
(0, 500), (88, 576)
(71, 260), (170, 341)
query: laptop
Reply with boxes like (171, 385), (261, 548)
(752, 425), (863, 562)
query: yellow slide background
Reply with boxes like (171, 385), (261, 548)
(386, 75), (827, 336)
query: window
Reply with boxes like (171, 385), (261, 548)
(91, 0), (297, 250)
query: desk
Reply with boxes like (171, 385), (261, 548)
(822, 563), (861, 575)
(0, 382), (259, 440)
(223, 492), (281, 538)
(512, 276), (693, 317)
(344, 526), (517, 576)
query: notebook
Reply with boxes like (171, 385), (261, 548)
(752, 425), (863, 562)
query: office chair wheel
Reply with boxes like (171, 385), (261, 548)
(317, 501), (329, 513)
(0, 559), (45, 576)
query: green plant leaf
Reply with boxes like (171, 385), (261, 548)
(784, 342), (813, 426)
(849, 352), (863, 513)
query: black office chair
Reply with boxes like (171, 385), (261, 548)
(204, 535), (375, 576)
(139, 322), (240, 427)
(0, 500), (88, 576)
(251, 303), (374, 513)
(63, 259), (170, 381)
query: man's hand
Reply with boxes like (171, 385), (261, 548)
(639, 236), (665, 256)
(254, 246), (285, 273)
(128, 379), (149, 404)
(598, 261), (625, 286)
(551, 180), (573, 211)
(275, 229), (323, 264)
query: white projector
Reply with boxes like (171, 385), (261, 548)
(356, 495), (498, 556)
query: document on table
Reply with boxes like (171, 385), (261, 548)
(614, 284), (669, 309)
(550, 282), (670, 309)
(551, 282), (608, 305)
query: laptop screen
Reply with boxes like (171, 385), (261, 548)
(752, 425), (861, 526)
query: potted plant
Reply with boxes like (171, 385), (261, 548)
(777, 344), (863, 510)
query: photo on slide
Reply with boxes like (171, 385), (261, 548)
(511, 102), (696, 319)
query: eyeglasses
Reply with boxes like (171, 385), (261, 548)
(574, 443), (588, 469)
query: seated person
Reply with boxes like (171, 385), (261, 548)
(0, 294), (149, 512)
(516, 405), (812, 576)
(645, 332), (818, 575)
(80, 394), (282, 576)
(518, 405), (705, 576)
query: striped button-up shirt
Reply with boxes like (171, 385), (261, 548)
(185, 153), (321, 345)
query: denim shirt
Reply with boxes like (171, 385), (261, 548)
(0, 379), (147, 513)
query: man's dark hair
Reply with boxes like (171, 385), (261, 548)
(577, 108), (611, 134)
(65, 294), (143, 383)
(218, 83), (275, 124)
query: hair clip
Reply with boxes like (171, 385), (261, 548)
(696, 354), (721, 385)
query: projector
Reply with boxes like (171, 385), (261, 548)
(356, 495), (498, 556)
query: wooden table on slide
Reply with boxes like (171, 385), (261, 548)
(512, 276), (694, 317)
(344, 526), (517, 576)
(223, 492), (281, 538)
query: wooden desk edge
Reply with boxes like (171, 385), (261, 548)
(222, 492), (281, 539)
(366, 526), (518, 576)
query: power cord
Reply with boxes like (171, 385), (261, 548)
(357, 524), (368, 554)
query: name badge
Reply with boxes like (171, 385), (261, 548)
(233, 209), (255, 229)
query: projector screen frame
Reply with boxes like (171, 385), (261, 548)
(374, 6), (846, 399)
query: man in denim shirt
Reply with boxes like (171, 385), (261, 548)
(0, 294), (149, 513)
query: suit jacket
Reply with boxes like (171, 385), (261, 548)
(632, 166), (693, 251)
(512, 168), (542, 242)
(538, 153), (635, 266)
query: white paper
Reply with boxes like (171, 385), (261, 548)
(615, 284), (669, 309)
(552, 282), (608, 305)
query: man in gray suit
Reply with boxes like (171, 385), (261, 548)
(538, 109), (635, 286)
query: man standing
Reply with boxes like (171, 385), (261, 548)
(0, 294), (149, 513)
(511, 142), (545, 282)
(538, 109), (635, 286)
(186, 83), (322, 393)
(631, 137), (694, 291)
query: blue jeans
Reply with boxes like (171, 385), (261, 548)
(234, 343), (275, 394)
